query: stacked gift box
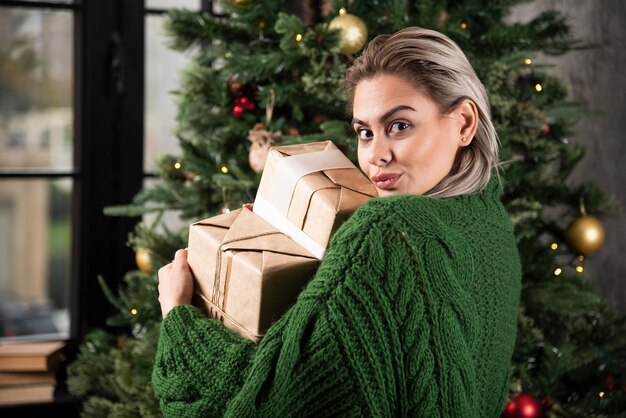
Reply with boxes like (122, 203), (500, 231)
(187, 140), (377, 342)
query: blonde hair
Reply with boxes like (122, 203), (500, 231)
(345, 27), (499, 197)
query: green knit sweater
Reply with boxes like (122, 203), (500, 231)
(152, 175), (521, 417)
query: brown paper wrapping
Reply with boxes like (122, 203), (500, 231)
(188, 208), (319, 342)
(188, 141), (377, 342)
(255, 140), (377, 251)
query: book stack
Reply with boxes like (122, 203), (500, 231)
(0, 340), (65, 406)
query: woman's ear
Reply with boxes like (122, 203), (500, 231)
(456, 98), (478, 147)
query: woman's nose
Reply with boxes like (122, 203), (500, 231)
(368, 137), (392, 166)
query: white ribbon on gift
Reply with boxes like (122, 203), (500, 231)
(253, 149), (354, 260)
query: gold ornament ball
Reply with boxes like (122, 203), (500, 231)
(329, 9), (368, 55)
(135, 248), (153, 274)
(565, 215), (606, 255)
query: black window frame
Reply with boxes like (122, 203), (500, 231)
(0, 0), (143, 413)
(0, 0), (220, 413)
(0, 0), (146, 338)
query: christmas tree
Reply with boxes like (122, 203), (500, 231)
(66, 1), (626, 416)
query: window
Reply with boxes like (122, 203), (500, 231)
(0, 1), (224, 413)
(0, 3), (74, 341)
(0, 0), (223, 345)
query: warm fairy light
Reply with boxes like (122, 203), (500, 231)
(554, 267), (562, 276)
(460, 22), (468, 29)
(535, 83), (543, 92)
(599, 391), (605, 398)
(550, 242), (558, 250)
(578, 255), (585, 261)
(174, 162), (181, 170)
(576, 266), (584, 273)
(339, 8), (347, 15)
(524, 58), (532, 65)
(220, 165), (229, 174)
(131, 309), (138, 315)
(224, 51), (232, 58)
(259, 20), (266, 29)
(295, 33), (303, 42)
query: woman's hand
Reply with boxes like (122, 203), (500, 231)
(157, 248), (194, 319)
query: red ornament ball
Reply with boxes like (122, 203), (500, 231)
(502, 392), (543, 418)
(233, 104), (245, 117)
(239, 95), (255, 110)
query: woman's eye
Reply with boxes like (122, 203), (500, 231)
(356, 128), (373, 140)
(388, 121), (410, 134)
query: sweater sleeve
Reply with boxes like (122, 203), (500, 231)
(151, 214), (399, 418)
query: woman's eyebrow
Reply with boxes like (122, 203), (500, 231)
(351, 105), (417, 126)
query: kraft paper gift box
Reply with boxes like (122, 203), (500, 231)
(188, 207), (319, 342)
(188, 140), (377, 342)
(253, 140), (377, 259)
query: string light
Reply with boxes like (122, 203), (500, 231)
(535, 83), (543, 92)
(220, 165), (229, 174)
(599, 391), (605, 398)
(174, 162), (181, 170)
(460, 22), (468, 29)
(578, 255), (585, 261)
(576, 266), (584, 273)
(224, 51), (233, 59)
(554, 267), (562, 276)
(295, 33), (303, 42)
(131, 309), (138, 315)
(550, 242), (558, 250)
(524, 58), (532, 65)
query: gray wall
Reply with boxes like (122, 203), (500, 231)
(507, 1), (626, 313)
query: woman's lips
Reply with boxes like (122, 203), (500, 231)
(371, 173), (402, 190)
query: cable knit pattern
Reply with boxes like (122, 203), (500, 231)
(152, 175), (521, 417)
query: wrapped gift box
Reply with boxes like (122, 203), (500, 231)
(188, 208), (319, 342)
(254, 140), (377, 259)
(188, 140), (377, 341)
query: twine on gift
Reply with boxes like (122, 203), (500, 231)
(212, 248), (237, 310)
(221, 250), (235, 310)
(212, 219), (289, 311)
(212, 247), (223, 309)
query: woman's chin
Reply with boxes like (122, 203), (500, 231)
(376, 188), (401, 197)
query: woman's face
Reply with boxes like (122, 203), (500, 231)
(352, 74), (469, 197)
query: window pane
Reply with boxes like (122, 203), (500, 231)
(0, 179), (71, 341)
(0, 8), (73, 170)
(144, 15), (190, 172)
(146, 0), (199, 10)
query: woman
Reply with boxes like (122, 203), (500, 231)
(153, 27), (521, 417)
